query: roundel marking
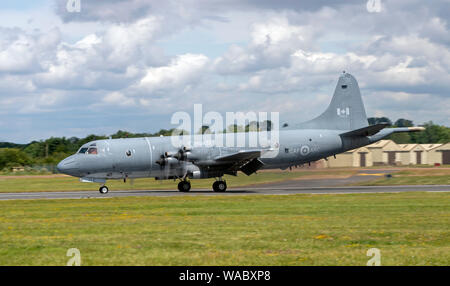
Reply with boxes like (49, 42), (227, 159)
(300, 145), (310, 156)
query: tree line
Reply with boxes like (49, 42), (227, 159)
(0, 118), (448, 171)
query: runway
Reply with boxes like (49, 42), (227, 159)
(0, 181), (449, 200)
(0, 169), (448, 200)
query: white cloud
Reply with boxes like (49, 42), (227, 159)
(137, 53), (209, 92)
(0, 0), (449, 142)
(0, 27), (60, 73)
(214, 16), (317, 73)
(32, 17), (166, 90)
(102, 91), (136, 107)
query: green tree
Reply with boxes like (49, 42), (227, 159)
(394, 118), (413, 127)
(410, 122), (450, 143)
(0, 148), (33, 170)
(368, 117), (392, 126)
(388, 133), (411, 144)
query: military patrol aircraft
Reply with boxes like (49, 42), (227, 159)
(57, 72), (424, 193)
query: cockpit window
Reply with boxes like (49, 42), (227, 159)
(78, 148), (88, 154)
(87, 147), (98, 155)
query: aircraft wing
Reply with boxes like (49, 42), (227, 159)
(212, 150), (264, 176)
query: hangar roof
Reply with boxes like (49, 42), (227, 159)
(420, 144), (443, 151)
(367, 140), (391, 148)
(398, 144), (426, 152)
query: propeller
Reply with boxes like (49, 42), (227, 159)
(173, 146), (194, 161)
(155, 146), (197, 179)
(156, 152), (180, 179)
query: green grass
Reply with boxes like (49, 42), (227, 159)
(0, 192), (448, 265)
(0, 170), (355, 193)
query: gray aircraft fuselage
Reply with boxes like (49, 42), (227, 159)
(57, 72), (423, 192)
(57, 129), (343, 181)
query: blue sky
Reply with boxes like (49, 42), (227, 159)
(0, 0), (449, 143)
(0, 1), (49, 10)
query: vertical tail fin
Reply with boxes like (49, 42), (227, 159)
(297, 72), (368, 130)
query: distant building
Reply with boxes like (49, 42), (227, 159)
(325, 146), (373, 167)
(424, 143), (450, 165)
(420, 144), (442, 165)
(366, 140), (401, 165)
(397, 144), (427, 165)
(323, 140), (450, 168)
(12, 166), (25, 172)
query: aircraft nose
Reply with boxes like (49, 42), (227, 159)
(57, 156), (79, 175)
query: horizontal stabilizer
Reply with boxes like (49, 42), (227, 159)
(368, 126), (425, 143)
(340, 123), (389, 137)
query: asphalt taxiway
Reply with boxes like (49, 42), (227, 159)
(0, 185), (448, 200)
(0, 169), (448, 200)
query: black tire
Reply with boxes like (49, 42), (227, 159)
(99, 186), (109, 194)
(178, 181), (191, 192)
(213, 181), (227, 192)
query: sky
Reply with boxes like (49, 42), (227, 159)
(0, 0), (449, 143)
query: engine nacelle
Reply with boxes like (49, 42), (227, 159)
(190, 170), (203, 179)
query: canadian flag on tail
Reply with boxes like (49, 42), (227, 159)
(337, 107), (350, 117)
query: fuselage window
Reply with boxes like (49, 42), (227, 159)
(88, 147), (98, 155)
(341, 85), (347, 89)
(78, 148), (88, 154)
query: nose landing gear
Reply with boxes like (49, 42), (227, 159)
(99, 185), (109, 194)
(177, 180), (191, 192)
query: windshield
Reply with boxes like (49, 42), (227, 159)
(78, 148), (88, 154)
(77, 143), (99, 155)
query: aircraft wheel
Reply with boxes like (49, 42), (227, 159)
(213, 181), (227, 192)
(178, 181), (191, 192)
(99, 186), (109, 194)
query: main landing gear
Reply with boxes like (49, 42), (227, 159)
(178, 180), (191, 192)
(176, 179), (227, 192)
(212, 180), (227, 192)
(99, 185), (109, 194)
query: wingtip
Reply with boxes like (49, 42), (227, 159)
(407, 127), (426, 132)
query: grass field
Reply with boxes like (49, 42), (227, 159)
(0, 192), (448, 265)
(0, 170), (357, 193)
